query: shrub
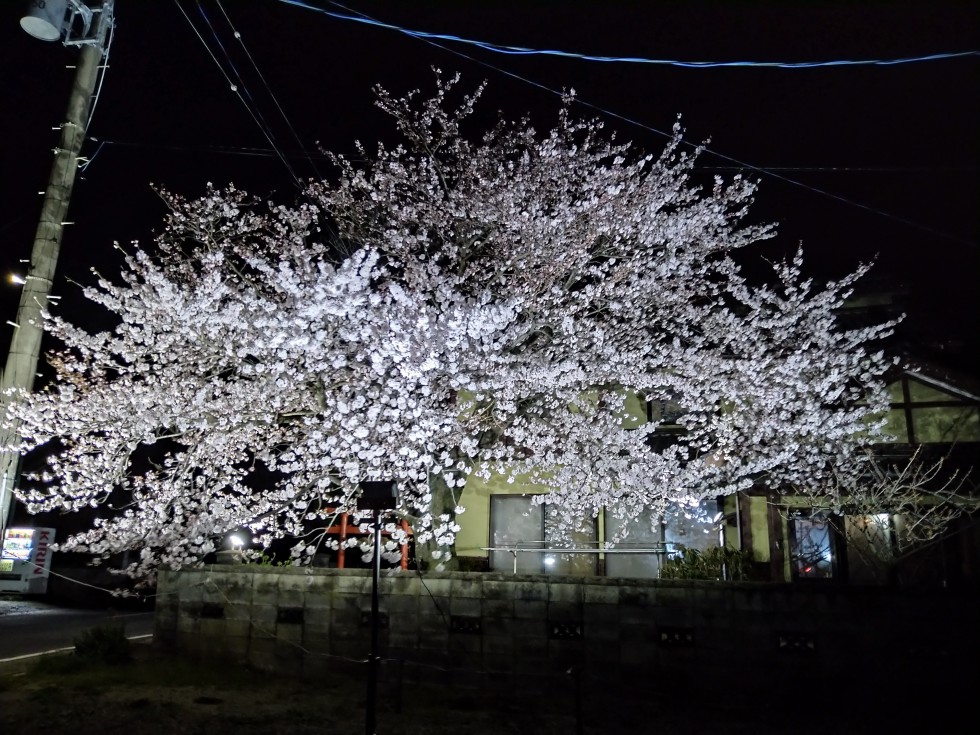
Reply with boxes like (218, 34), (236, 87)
(660, 546), (754, 581)
(73, 623), (131, 665)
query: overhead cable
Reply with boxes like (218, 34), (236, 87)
(89, 138), (330, 160)
(216, 0), (323, 179)
(85, 139), (978, 175)
(173, 0), (303, 188)
(278, 0), (979, 69)
(193, 1), (302, 186)
(319, 2), (974, 248)
(84, 13), (116, 133)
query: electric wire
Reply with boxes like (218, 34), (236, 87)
(278, 0), (979, 69)
(79, 139), (106, 172)
(192, 1), (302, 186)
(172, 0), (303, 189)
(216, 0), (324, 180)
(88, 137), (330, 160)
(702, 166), (978, 173)
(78, 139), (977, 176)
(191, 0), (290, 178)
(321, 2), (974, 248)
(83, 12), (115, 134)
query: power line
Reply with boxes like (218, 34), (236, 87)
(278, 0), (979, 69)
(318, 2), (974, 248)
(80, 138), (977, 176)
(216, 0), (324, 180)
(192, 1), (302, 185)
(173, 0), (303, 189)
(702, 166), (978, 173)
(84, 12), (116, 133)
(88, 137), (330, 161)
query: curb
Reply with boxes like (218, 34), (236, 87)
(0, 634), (153, 677)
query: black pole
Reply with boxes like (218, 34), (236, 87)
(366, 511), (382, 735)
(357, 480), (396, 735)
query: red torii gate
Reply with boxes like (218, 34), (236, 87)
(323, 510), (413, 571)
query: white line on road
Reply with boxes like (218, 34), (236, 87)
(0, 633), (153, 664)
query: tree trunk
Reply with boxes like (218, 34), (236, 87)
(417, 459), (462, 571)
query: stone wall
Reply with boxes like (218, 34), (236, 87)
(155, 566), (978, 693)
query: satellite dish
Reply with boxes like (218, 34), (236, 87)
(20, 0), (69, 42)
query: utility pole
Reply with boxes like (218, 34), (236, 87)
(0, 1), (114, 535)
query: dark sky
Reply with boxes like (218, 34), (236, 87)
(1, 1), (977, 372)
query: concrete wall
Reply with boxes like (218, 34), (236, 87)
(155, 566), (978, 693)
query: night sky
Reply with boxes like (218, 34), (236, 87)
(1, 1), (977, 374)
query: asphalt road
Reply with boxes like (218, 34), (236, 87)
(0, 599), (153, 660)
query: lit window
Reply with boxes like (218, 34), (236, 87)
(789, 509), (836, 580)
(488, 495), (597, 575)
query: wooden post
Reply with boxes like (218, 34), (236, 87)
(337, 511), (348, 568)
(400, 519), (411, 570)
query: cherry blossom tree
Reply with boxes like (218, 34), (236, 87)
(2, 74), (897, 578)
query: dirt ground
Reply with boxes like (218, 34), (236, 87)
(0, 641), (965, 735)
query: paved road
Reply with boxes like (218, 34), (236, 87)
(0, 599), (153, 660)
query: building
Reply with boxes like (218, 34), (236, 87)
(446, 364), (979, 588)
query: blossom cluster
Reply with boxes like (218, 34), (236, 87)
(2, 74), (895, 577)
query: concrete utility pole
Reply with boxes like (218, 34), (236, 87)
(0, 1), (114, 534)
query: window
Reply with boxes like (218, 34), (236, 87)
(788, 509), (837, 580)
(646, 396), (685, 425)
(882, 376), (980, 444)
(665, 500), (722, 553)
(605, 499), (721, 579)
(488, 495), (544, 574)
(490, 495), (722, 578)
(909, 406), (980, 443)
(604, 507), (664, 579)
(844, 513), (893, 585)
(488, 495), (597, 575)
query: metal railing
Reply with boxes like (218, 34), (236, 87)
(481, 543), (671, 574)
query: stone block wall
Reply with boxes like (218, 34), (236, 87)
(155, 566), (978, 692)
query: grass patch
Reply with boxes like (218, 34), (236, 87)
(3, 646), (582, 735)
(73, 623), (132, 665)
(17, 646), (263, 693)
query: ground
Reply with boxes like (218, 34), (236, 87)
(0, 637), (964, 735)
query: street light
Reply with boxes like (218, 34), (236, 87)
(357, 480), (398, 735)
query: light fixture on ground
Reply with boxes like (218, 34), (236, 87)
(357, 480), (398, 735)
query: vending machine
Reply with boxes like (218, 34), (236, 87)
(0, 527), (55, 594)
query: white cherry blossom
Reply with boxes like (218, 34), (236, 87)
(2, 75), (896, 579)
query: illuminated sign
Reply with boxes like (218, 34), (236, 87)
(0, 528), (55, 593)
(33, 529), (52, 575)
(1, 528), (33, 561)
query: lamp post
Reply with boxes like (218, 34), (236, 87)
(357, 480), (398, 735)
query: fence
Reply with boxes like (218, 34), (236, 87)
(155, 565), (978, 702)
